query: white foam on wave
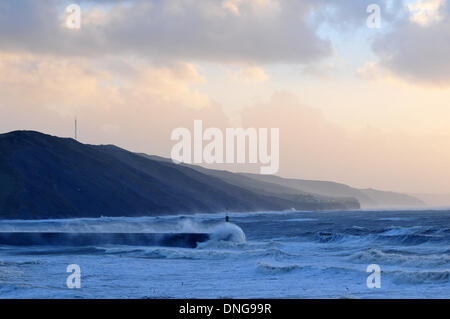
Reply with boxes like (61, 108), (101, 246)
(392, 270), (450, 284)
(380, 226), (431, 236)
(350, 249), (450, 267)
(140, 247), (237, 260)
(256, 262), (302, 275)
(208, 222), (246, 243)
(285, 218), (317, 222)
(378, 217), (411, 221)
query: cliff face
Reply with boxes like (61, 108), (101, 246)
(241, 174), (426, 209)
(0, 131), (359, 219)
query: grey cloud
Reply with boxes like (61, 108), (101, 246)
(373, 4), (450, 85)
(0, 0), (334, 64)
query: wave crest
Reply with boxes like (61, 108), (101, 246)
(256, 262), (301, 275)
(392, 270), (450, 284)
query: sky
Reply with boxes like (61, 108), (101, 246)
(1, 0), (450, 193)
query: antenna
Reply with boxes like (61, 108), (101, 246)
(74, 117), (78, 140)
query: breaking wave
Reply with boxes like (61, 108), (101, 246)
(392, 270), (450, 284)
(350, 249), (450, 267)
(256, 262), (302, 275)
(291, 225), (450, 246)
(207, 222), (246, 243)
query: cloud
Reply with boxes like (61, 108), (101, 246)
(228, 66), (269, 83)
(408, 0), (446, 25)
(356, 61), (401, 84)
(221, 0), (279, 16)
(222, 0), (242, 16)
(0, 0), (333, 65)
(372, 0), (450, 85)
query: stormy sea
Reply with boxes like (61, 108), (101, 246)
(0, 210), (449, 299)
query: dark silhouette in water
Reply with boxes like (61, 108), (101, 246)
(0, 232), (210, 248)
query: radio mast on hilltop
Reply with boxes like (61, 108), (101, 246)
(74, 117), (78, 140)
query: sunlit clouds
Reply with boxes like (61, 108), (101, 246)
(408, 0), (446, 26)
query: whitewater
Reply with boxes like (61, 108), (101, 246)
(0, 210), (449, 298)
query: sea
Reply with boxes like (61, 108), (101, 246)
(0, 210), (449, 299)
